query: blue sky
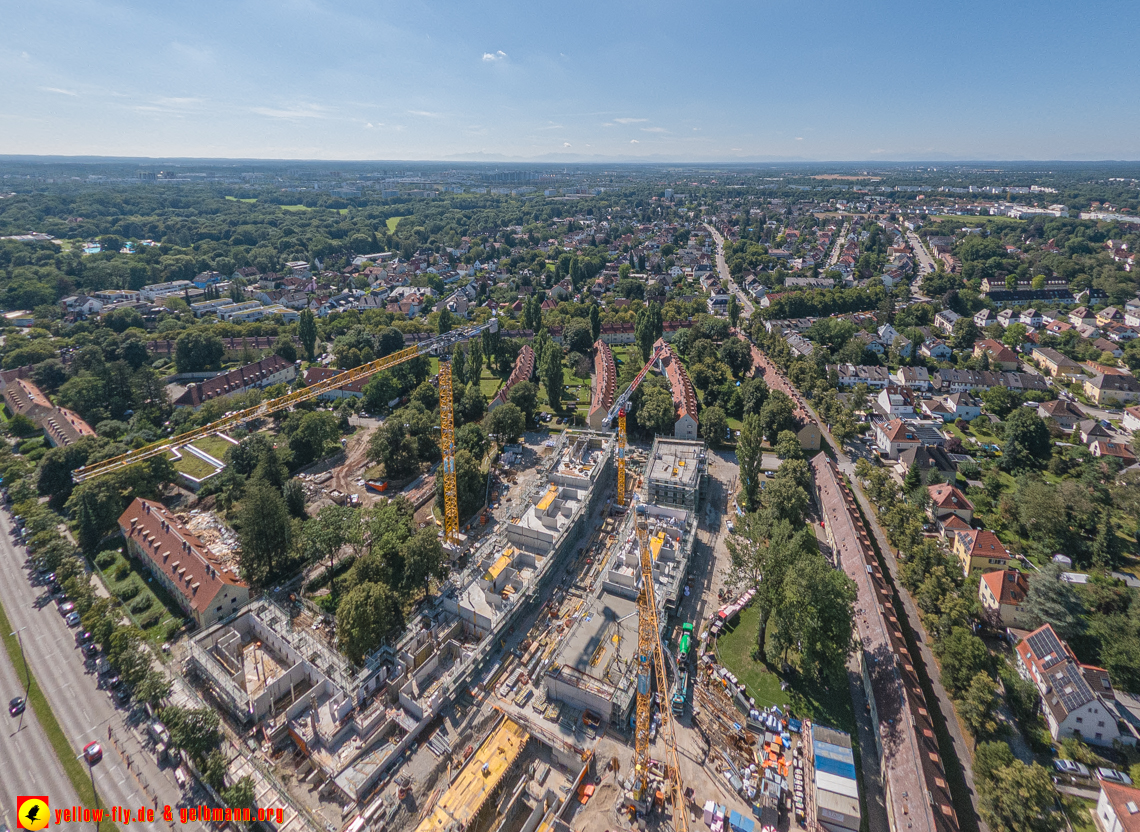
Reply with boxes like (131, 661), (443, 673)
(2, 0), (1138, 161)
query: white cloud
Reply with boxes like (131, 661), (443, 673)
(365, 123), (374, 129)
(482, 50), (507, 62)
(408, 110), (442, 118)
(630, 139), (639, 144)
(40, 87), (77, 96)
(641, 127), (668, 133)
(563, 142), (571, 147)
(796, 136), (803, 141)
(614, 117), (647, 124)
(252, 104), (325, 119)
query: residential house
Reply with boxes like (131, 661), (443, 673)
(301, 367), (368, 401)
(1019, 308), (1043, 328)
(1095, 781), (1140, 832)
(658, 340), (699, 440)
(876, 386), (915, 417)
(1123, 405), (1140, 433)
(117, 498), (249, 628)
(587, 340), (616, 430)
(1078, 419), (1113, 445)
(973, 309), (993, 328)
(934, 309), (961, 334)
(140, 280), (194, 302)
(1030, 346), (1085, 380)
(1016, 624), (1121, 746)
(953, 529), (1010, 575)
(873, 418), (922, 459)
(997, 309), (1016, 328)
(877, 324), (912, 357)
(1085, 373), (1140, 405)
(973, 339), (1019, 371)
(979, 570), (1032, 629)
(895, 369), (930, 394)
(1037, 399), (1085, 431)
(172, 355), (297, 408)
(826, 364), (890, 389)
(896, 444), (956, 483)
(920, 339), (953, 360)
(938, 392), (982, 421)
(1070, 307), (1097, 327)
(1094, 338), (1125, 359)
(59, 294), (104, 316)
(489, 345), (537, 412)
(927, 483), (974, 524)
(1098, 307), (1124, 327)
(1091, 440), (1137, 465)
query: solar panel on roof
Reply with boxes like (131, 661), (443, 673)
(1054, 665), (1095, 713)
(1027, 627), (1066, 669)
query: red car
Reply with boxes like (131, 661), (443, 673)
(83, 742), (102, 764)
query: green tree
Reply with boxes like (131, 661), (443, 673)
(485, 403), (524, 443)
(402, 528), (446, 594)
(974, 740), (1016, 782)
(541, 346), (565, 412)
(636, 383), (677, 436)
(769, 552), (856, 677)
(468, 337), (484, 385)
(761, 477), (809, 526)
(236, 479), (292, 585)
(174, 330), (224, 373)
(933, 627), (990, 695)
(507, 380), (539, 425)
(1001, 407), (1051, 470)
(1025, 561), (1086, 640)
(978, 760), (1061, 832)
(451, 344), (467, 387)
(437, 306), (453, 335)
(460, 382), (487, 424)
(737, 414), (764, 512)
(589, 304), (601, 342)
(1091, 506), (1123, 568)
(362, 372), (398, 413)
(299, 504), (361, 595)
(274, 335), (297, 363)
(336, 582), (404, 663)
(959, 672), (1000, 737)
(719, 337), (752, 378)
(298, 309), (318, 360)
(759, 391), (797, 444)
(135, 670), (173, 711)
(160, 706), (222, 763)
(288, 411), (340, 467)
(774, 429), (803, 460)
(728, 294), (740, 328)
(222, 777), (257, 813)
(456, 423), (488, 459)
(368, 419), (419, 479)
(700, 406), (728, 446)
(903, 460), (923, 492)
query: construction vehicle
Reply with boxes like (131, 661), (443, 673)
(601, 344), (667, 506)
(678, 622), (694, 665)
(629, 504), (688, 830)
(671, 670), (689, 717)
(70, 318), (500, 546)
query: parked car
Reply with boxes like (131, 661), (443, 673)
(1097, 768), (1133, 786)
(113, 687), (130, 705)
(58, 601), (75, 616)
(82, 643), (99, 658)
(149, 721), (171, 746)
(8, 697), (25, 716)
(1053, 759), (1090, 777)
(82, 742), (103, 764)
(65, 612), (81, 627)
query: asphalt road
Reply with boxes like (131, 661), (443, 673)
(0, 508), (199, 830)
(907, 230), (937, 275)
(704, 223), (754, 318)
(0, 617), (81, 829)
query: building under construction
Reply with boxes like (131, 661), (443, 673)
(543, 501), (697, 726)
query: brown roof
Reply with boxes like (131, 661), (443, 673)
(588, 340), (616, 423)
(492, 345), (536, 406)
(42, 406), (96, 446)
(117, 498), (245, 616)
(302, 366), (367, 394)
(927, 483), (973, 512)
(956, 529), (1009, 561)
(173, 355), (293, 407)
(657, 339), (698, 422)
(1099, 781), (1140, 832)
(981, 569), (1028, 607)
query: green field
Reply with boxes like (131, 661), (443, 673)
(715, 605), (792, 709)
(387, 216), (408, 232)
(94, 545), (182, 646)
(281, 204), (313, 212)
(190, 434), (236, 462)
(171, 448), (220, 479)
(225, 196), (257, 203)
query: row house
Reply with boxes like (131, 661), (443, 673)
(921, 392), (982, 422)
(173, 355), (298, 408)
(587, 340), (616, 430)
(972, 339), (1019, 370)
(489, 345), (536, 411)
(826, 364), (890, 389)
(1029, 346), (1086, 380)
(933, 369), (1050, 394)
(657, 339), (699, 440)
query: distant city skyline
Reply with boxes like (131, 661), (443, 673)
(3, 0), (1139, 162)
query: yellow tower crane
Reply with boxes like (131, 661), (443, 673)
(602, 344), (667, 506)
(631, 503), (689, 830)
(71, 319), (499, 545)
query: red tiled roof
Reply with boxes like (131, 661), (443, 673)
(588, 340), (616, 423)
(492, 345), (536, 406)
(1099, 781), (1140, 832)
(302, 367), (368, 394)
(981, 569), (1028, 607)
(656, 339), (698, 423)
(956, 529), (1009, 561)
(117, 498), (245, 617)
(927, 483), (973, 512)
(173, 355), (293, 407)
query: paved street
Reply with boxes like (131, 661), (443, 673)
(0, 621), (80, 829)
(704, 223), (754, 318)
(0, 509), (203, 830)
(907, 230), (937, 275)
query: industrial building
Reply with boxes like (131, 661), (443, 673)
(644, 437), (708, 510)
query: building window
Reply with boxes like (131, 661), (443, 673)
(1075, 717), (1083, 724)
(1095, 733), (1102, 739)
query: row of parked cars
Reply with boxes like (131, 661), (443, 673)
(1053, 757), (1134, 785)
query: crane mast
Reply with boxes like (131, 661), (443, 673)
(631, 504), (689, 832)
(70, 318), (499, 541)
(603, 344), (667, 506)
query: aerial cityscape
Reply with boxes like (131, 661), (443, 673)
(3, 5), (1140, 832)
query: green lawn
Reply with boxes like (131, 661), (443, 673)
(387, 215), (408, 232)
(225, 196), (257, 203)
(281, 204), (313, 212)
(1060, 795), (1097, 832)
(95, 546), (183, 645)
(172, 449), (220, 480)
(478, 370), (504, 399)
(190, 434), (236, 462)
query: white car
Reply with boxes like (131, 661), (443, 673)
(1052, 759), (1089, 778)
(1097, 768), (1133, 786)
